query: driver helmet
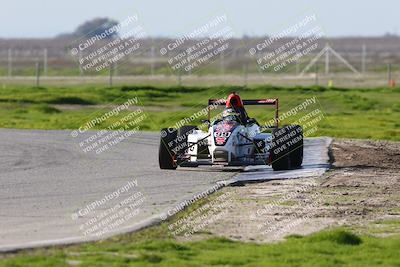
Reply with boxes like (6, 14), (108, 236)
(222, 108), (239, 120)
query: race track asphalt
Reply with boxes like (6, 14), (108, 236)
(0, 129), (330, 251)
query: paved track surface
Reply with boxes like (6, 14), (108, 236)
(0, 129), (330, 251)
(236, 137), (331, 182)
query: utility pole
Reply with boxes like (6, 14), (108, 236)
(315, 64), (319, 85)
(43, 48), (48, 76)
(8, 48), (12, 77)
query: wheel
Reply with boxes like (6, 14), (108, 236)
(271, 127), (291, 171)
(176, 125), (198, 155)
(271, 151), (290, 171)
(288, 125), (303, 168)
(159, 128), (177, 169)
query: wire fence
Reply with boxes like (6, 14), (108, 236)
(1, 37), (399, 88)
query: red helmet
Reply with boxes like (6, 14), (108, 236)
(225, 92), (244, 108)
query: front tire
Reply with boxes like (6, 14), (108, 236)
(159, 128), (177, 169)
(271, 127), (291, 171)
(288, 125), (303, 168)
(271, 151), (291, 171)
(270, 125), (303, 171)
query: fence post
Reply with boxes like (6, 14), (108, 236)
(177, 69), (182, 86)
(361, 44), (366, 74)
(44, 48), (48, 76)
(109, 64), (113, 87)
(8, 48), (12, 77)
(243, 64), (248, 87)
(387, 64), (396, 87)
(150, 46), (155, 76)
(35, 62), (40, 87)
(220, 53), (225, 75)
(325, 48), (329, 75)
(78, 51), (83, 76)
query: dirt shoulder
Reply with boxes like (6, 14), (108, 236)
(194, 139), (400, 243)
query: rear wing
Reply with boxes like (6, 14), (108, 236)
(207, 98), (279, 128)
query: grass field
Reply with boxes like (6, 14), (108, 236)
(0, 84), (399, 140)
(2, 230), (399, 267)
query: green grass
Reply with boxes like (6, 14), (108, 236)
(0, 84), (399, 140)
(1, 226), (399, 267)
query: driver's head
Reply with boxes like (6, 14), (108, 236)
(222, 108), (239, 120)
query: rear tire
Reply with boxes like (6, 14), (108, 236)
(159, 128), (177, 170)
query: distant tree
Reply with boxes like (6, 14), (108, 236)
(74, 18), (119, 39)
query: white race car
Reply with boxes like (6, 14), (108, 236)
(159, 93), (303, 171)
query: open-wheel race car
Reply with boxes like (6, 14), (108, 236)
(158, 92), (303, 171)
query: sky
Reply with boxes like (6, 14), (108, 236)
(0, 0), (399, 38)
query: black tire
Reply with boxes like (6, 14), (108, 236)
(271, 151), (290, 171)
(288, 125), (303, 168)
(271, 127), (291, 171)
(159, 128), (177, 170)
(177, 125), (198, 155)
